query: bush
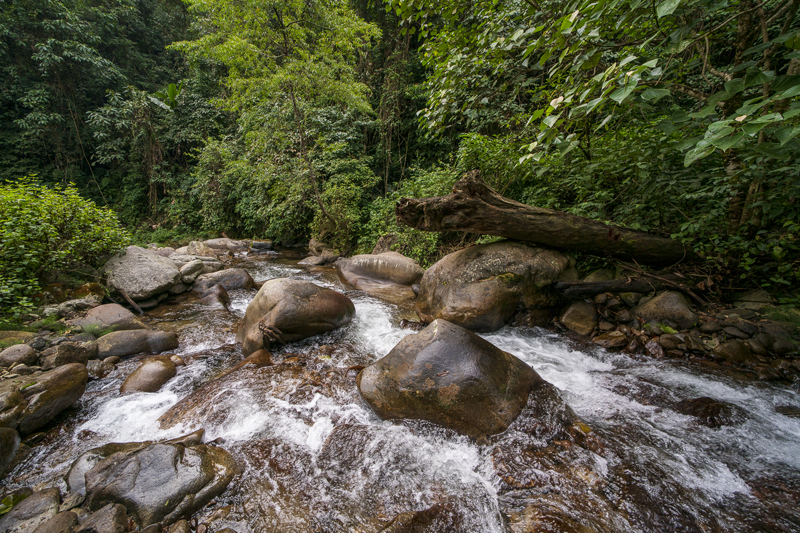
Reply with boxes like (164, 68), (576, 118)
(0, 177), (131, 316)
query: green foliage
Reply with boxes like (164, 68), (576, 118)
(360, 166), (458, 266)
(0, 493), (28, 516)
(0, 177), (130, 317)
(81, 324), (118, 338)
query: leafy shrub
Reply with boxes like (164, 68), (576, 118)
(360, 166), (458, 266)
(0, 177), (131, 316)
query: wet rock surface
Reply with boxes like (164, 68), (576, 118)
(4, 249), (800, 533)
(17, 363), (88, 434)
(358, 319), (543, 438)
(0, 488), (60, 533)
(195, 268), (255, 291)
(416, 241), (575, 332)
(104, 246), (182, 300)
(236, 278), (355, 355)
(68, 434), (238, 529)
(0, 428), (20, 478)
(69, 303), (148, 332)
(96, 330), (179, 359)
(120, 355), (177, 393)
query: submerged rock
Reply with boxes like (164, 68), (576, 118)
(236, 278), (355, 356)
(69, 433), (239, 528)
(674, 397), (743, 428)
(631, 291), (698, 330)
(120, 355), (177, 393)
(70, 303), (148, 332)
(357, 319), (542, 438)
(96, 330), (179, 359)
(416, 242), (575, 332)
(104, 246), (182, 300)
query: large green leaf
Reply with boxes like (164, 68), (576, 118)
(656, 0), (682, 18)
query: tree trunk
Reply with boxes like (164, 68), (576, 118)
(395, 170), (698, 266)
(552, 276), (680, 299)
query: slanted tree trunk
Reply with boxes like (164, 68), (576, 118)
(395, 170), (697, 267)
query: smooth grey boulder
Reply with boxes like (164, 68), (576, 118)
(69, 303), (148, 332)
(74, 503), (127, 533)
(236, 279), (355, 356)
(357, 319), (542, 439)
(559, 301), (598, 336)
(179, 260), (204, 283)
(18, 363), (88, 434)
(96, 330), (179, 359)
(0, 427), (20, 478)
(335, 252), (424, 286)
(632, 291), (698, 330)
(195, 268), (255, 291)
(0, 488), (60, 533)
(416, 242), (576, 332)
(120, 356), (177, 394)
(40, 342), (98, 371)
(0, 344), (37, 367)
(72, 433), (239, 528)
(104, 246), (181, 300)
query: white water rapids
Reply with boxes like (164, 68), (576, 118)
(6, 253), (800, 532)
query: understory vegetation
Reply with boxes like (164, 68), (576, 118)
(0, 0), (799, 316)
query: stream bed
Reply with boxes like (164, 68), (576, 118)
(4, 251), (800, 532)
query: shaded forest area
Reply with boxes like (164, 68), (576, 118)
(1, 0), (799, 311)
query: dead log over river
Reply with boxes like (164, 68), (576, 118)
(395, 170), (697, 267)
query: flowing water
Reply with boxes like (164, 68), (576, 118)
(4, 251), (800, 532)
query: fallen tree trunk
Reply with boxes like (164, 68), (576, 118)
(395, 170), (697, 266)
(553, 277), (674, 299)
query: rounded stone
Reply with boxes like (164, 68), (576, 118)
(357, 319), (542, 439)
(120, 356), (177, 394)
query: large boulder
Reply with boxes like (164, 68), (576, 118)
(0, 428), (20, 478)
(17, 363), (88, 434)
(96, 330), (179, 359)
(169, 254), (224, 275)
(191, 280), (231, 310)
(69, 303), (148, 332)
(40, 342), (98, 371)
(335, 252), (424, 286)
(68, 433), (239, 528)
(357, 319), (542, 439)
(0, 488), (60, 533)
(0, 344), (37, 368)
(334, 252), (424, 303)
(120, 356), (177, 394)
(75, 503), (127, 533)
(632, 291), (698, 330)
(235, 279), (355, 356)
(179, 260), (204, 283)
(104, 246), (181, 300)
(195, 268), (255, 291)
(416, 242), (576, 332)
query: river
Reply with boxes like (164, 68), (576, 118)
(5, 251), (800, 532)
